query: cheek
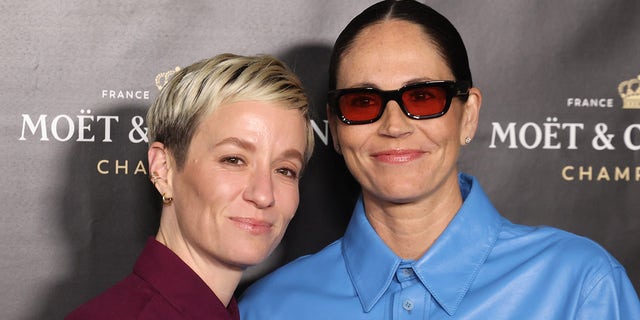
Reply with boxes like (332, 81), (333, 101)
(426, 113), (463, 143)
(276, 184), (300, 221)
(447, 105), (467, 136)
(175, 169), (244, 211)
(336, 125), (373, 149)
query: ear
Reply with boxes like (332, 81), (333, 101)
(148, 141), (174, 196)
(459, 87), (482, 145)
(327, 104), (342, 154)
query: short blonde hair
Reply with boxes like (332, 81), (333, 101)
(147, 53), (314, 170)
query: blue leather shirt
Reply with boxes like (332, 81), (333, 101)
(240, 173), (640, 319)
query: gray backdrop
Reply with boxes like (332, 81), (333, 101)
(1, 1), (639, 319)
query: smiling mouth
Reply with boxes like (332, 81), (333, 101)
(229, 217), (273, 234)
(371, 150), (425, 163)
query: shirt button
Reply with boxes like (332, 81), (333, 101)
(402, 299), (414, 311)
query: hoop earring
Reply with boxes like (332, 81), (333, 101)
(162, 193), (174, 206)
(465, 137), (472, 144)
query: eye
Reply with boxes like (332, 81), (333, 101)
(346, 93), (378, 108)
(276, 167), (299, 180)
(221, 156), (245, 166)
(407, 89), (435, 102)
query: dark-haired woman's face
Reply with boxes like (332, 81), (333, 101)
(330, 20), (478, 207)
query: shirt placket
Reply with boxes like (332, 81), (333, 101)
(392, 266), (428, 319)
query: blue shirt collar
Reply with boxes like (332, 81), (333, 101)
(342, 173), (503, 315)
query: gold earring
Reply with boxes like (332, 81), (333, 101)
(162, 193), (174, 206)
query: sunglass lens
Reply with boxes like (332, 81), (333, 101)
(402, 86), (447, 117)
(339, 92), (383, 122)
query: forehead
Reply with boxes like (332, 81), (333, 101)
(337, 20), (453, 88)
(195, 100), (306, 150)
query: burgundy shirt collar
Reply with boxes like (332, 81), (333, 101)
(134, 238), (240, 320)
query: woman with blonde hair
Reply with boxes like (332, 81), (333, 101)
(67, 53), (314, 319)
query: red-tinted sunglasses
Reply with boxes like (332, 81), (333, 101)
(328, 80), (470, 125)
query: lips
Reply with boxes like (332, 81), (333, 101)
(370, 149), (425, 163)
(229, 217), (273, 234)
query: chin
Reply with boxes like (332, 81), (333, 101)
(378, 186), (423, 202)
(221, 256), (264, 271)
(385, 196), (420, 205)
(228, 248), (272, 269)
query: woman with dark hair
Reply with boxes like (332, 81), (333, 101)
(239, 1), (640, 318)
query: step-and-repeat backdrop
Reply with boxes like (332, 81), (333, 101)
(1, 1), (638, 319)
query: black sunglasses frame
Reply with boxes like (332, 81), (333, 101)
(328, 80), (471, 125)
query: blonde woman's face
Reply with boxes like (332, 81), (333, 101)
(168, 100), (307, 269)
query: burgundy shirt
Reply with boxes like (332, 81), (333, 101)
(66, 238), (240, 320)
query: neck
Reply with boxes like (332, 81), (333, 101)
(156, 214), (242, 307)
(363, 177), (463, 260)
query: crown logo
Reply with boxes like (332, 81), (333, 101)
(155, 66), (181, 91)
(618, 74), (640, 109)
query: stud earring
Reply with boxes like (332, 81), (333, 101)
(465, 137), (472, 144)
(150, 172), (160, 186)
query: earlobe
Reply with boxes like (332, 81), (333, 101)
(327, 104), (342, 154)
(334, 141), (342, 154)
(460, 87), (482, 145)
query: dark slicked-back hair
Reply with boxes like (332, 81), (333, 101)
(329, 0), (472, 91)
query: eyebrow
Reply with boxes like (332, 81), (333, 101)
(402, 77), (438, 86)
(280, 148), (304, 165)
(347, 77), (438, 89)
(215, 137), (256, 152)
(215, 137), (304, 164)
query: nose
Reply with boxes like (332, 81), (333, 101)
(377, 100), (414, 138)
(243, 168), (276, 209)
